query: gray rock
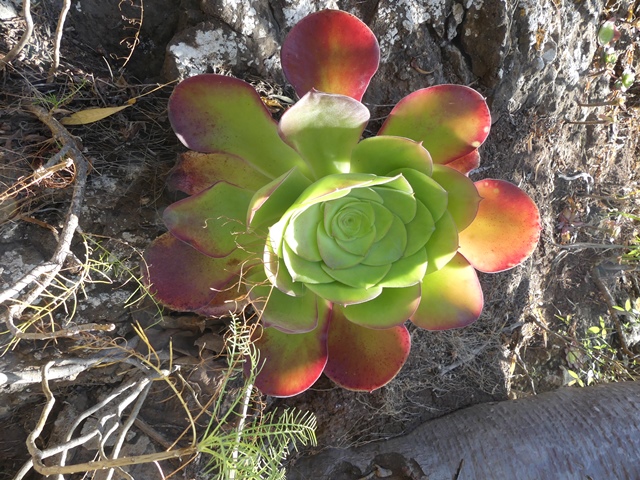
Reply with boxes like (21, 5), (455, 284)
(0, 0), (20, 20)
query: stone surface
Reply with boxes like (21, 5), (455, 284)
(0, 0), (20, 20)
(67, 0), (181, 80)
(159, 0), (604, 122)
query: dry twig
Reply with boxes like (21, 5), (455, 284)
(0, 103), (115, 340)
(12, 355), (191, 480)
(47, 0), (72, 82)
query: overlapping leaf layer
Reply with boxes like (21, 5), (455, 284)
(143, 10), (541, 397)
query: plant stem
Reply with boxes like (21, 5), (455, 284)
(229, 382), (254, 480)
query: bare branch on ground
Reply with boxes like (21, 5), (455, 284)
(47, 0), (72, 82)
(13, 355), (192, 479)
(0, 102), (115, 340)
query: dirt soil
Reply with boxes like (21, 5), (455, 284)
(1, 1), (639, 479)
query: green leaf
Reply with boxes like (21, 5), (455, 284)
(347, 187), (383, 203)
(335, 230), (377, 256)
(284, 203), (323, 262)
(376, 187), (417, 223)
(404, 200), (435, 256)
(377, 248), (429, 288)
(292, 173), (402, 212)
(249, 283), (320, 333)
(350, 135), (433, 176)
(389, 168), (448, 222)
(247, 167), (311, 231)
(424, 211), (459, 274)
(169, 74), (309, 179)
(341, 284), (421, 328)
(163, 182), (255, 258)
(263, 241), (305, 297)
(306, 281), (383, 306)
(370, 202), (394, 241)
(362, 216), (407, 266)
(317, 222), (365, 269)
(327, 201), (375, 241)
(321, 262), (391, 289)
(279, 90), (370, 177)
(431, 164), (481, 231)
(598, 19), (619, 46)
(282, 242), (334, 284)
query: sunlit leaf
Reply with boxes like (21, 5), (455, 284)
(279, 90), (370, 177)
(458, 179), (541, 272)
(168, 74), (310, 179)
(411, 253), (483, 330)
(324, 308), (410, 392)
(350, 136), (433, 177)
(281, 9), (379, 101)
(379, 84), (491, 164)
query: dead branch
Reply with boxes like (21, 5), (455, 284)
(47, 0), (72, 82)
(0, 0), (33, 70)
(0, 348), (135, 389)
(0, 103), (115, 340)
(13, 356), (194, 479)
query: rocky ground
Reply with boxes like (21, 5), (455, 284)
(0, 0), (639, 479)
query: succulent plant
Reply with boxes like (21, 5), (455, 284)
(143, 10), (541, 397)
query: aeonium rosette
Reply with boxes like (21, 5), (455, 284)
(143, 10), (541, 397)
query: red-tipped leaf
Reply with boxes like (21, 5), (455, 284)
(250, 301), (330, 397)
(142, 233), (249, 313)
(444, 149), (480, 176)
(167, 151), (271, 195)
(168, 74), (309, 179)
(379, 84), (491, 165)
(458, 179), (541, 272)
(324, 308), (410, 392)
(281, 10), (379, 101)
(411, 253), (483, 330)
